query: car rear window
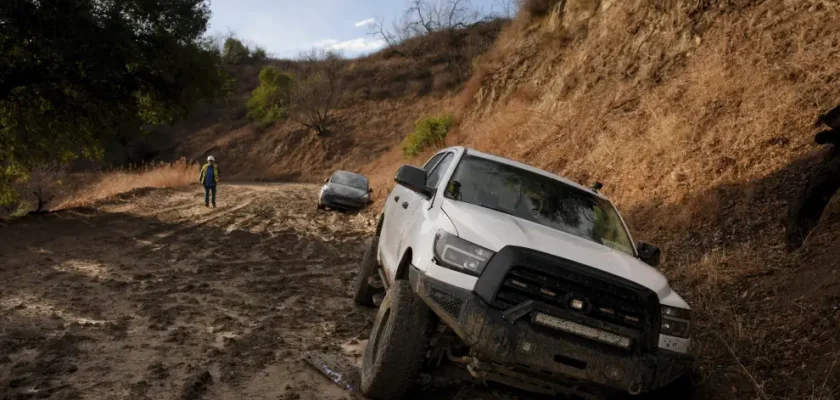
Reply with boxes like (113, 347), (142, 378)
(331, 172), (368, 190)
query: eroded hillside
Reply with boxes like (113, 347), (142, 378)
(438, 0), (840, 398)
(167, 21), (504, 186)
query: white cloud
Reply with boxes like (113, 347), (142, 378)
(313, 39), (340, 48)
(314, 37), (386, 54)
(353, 18), (376, 28)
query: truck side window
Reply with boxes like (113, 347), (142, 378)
(426, 153), (454, 189)
(423, 154), (444, 171)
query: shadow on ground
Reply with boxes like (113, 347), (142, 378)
(625, 148), (840, 399)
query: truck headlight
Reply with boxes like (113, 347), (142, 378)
(660, 305), (691, 338)
(433, 230), (495, 277)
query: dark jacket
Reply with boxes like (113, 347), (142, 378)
(199, 162), (220, 186)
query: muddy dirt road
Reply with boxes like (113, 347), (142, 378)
(0, 183), (706, 400)
(0, 184), (396, 400)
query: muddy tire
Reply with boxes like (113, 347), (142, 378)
(353, 236), (379, 307)
(361, 281), (431, 399)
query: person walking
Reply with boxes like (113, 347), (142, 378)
(199, 156), (220, 208)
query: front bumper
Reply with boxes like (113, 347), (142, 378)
(320, 194), (369, 211)
(409, 267), (692, 395)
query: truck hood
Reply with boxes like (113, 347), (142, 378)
(441, 200), (676, 301)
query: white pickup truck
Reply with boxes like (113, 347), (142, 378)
(353, 147), (693, 399)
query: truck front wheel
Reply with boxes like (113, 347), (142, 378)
(361, 281), (431, 399)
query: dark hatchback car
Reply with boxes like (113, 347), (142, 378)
(317, 171), (373, 212)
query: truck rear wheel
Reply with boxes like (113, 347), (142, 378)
(352, 236), (379, 307)
(361, 281), (431, 399)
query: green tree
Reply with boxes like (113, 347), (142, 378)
(252, 47), (268, 63)
(247, 66), (294, 125)
(222, 37), (251, 65)
(0, 0), (227, 205)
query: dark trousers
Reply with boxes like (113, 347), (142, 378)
(204, 185), (217, 206)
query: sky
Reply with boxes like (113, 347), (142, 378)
(208, 0), (511, 59)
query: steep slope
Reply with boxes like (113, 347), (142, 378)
(167, 21), (504, 184)
(431, 0), (840, 398)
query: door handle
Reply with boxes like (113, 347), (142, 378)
(402, 202), (409, 209)
(394, 196), (400, 202)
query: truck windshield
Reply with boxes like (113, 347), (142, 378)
(444, 155), (635, 256)
(331, 172), (368, 190)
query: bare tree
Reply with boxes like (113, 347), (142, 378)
(288, 49), (345, 135)
(369, 0), (485, 55)
(404, 0), (480, 34)
(369, 16), (410, 56)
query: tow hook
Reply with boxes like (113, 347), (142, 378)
(467, 359), (485, 380)
(628, 379), (643, 396)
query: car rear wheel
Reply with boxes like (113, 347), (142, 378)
(361, 281), (431, 399)
(353, 236), (379, 307)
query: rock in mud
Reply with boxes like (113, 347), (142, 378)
(178, 370), (213, 400)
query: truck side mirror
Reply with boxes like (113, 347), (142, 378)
(637, 242), (661, 267)
(395, 165), (432, 197)
(324, 177), (329, 183)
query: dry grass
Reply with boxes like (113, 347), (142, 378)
(444, 0), (840, 397)
(520, 0), (559, 18)
(54, 159), (197, 210)
(346, 19), (505, 101)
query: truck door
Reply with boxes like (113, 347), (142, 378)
(394, 152), (456, 274)
(380, 153), (445, 276)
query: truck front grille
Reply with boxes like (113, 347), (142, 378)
(494, 266), (648, 332)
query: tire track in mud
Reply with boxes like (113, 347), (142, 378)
(0, 185), (698, 400)
(0, 184), (375, 400)
(151, 195), (267, 240)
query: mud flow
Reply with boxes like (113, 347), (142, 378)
(0, 184), (630, 400)
(0, 184), (388, 400)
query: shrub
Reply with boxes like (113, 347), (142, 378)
(247, 66), (294, 125)
(223, 37), (250, 64)
(403, 115), (454, 158)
